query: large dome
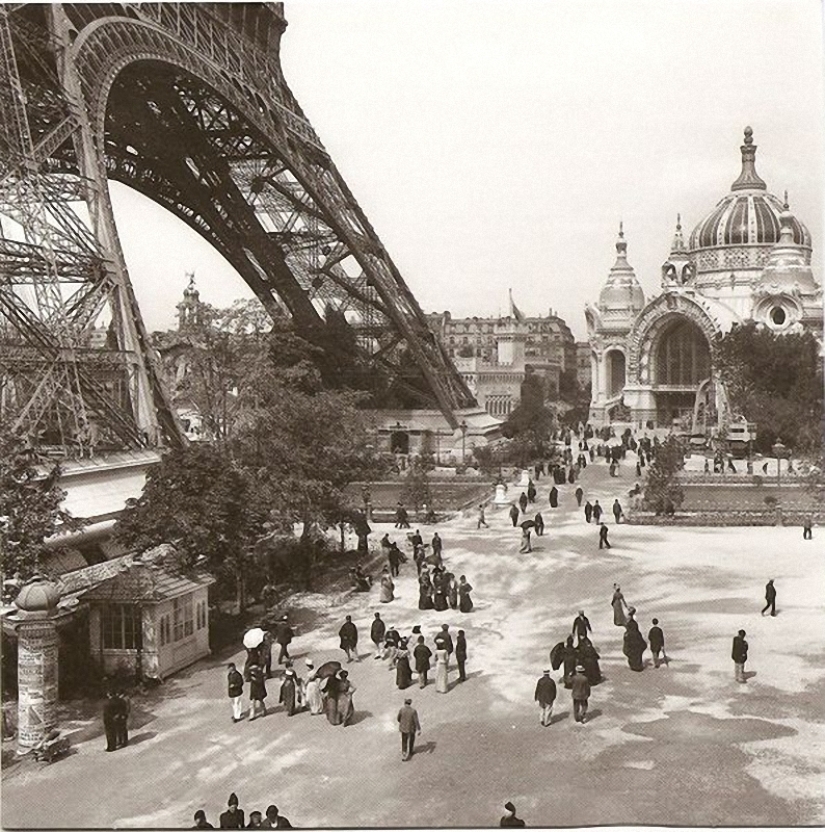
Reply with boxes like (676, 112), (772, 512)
(689, 127), (812, 253)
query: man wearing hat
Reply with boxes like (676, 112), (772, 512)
(219, 793), (244, 829)
(397, 697), (421, 761)
(275, 615), (294, 665)
(339, 614), (359, 662)
(227, 662), (244, 723)
(434, 623), (453, 664)
(500, 801), (526, 827)
(371, 612), (386, 658)
(534, 669), (557, 727)
(570, 665), (591, 724)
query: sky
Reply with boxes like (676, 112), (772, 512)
(111, 0), (825, 340)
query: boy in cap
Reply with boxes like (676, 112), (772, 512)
(219, 794), (244, 829)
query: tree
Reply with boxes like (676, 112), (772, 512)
(0, 432), (84, 580)
(114, 443), (269, 610)
(713, 322), (823, 454)
(501, 367), (557, 461)
(401, 458), (433, 514)
(643, 436), (686, 515)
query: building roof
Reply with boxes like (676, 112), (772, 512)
(80, 558), (214, 604)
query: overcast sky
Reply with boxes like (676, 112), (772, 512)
(112, 0), (825, 340)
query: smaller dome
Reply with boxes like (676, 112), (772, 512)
(599, 223), (645, 316)
(757, 208), (819, 293)
(15, 575), (60, 618)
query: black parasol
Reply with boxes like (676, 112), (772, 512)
(316, 660), (343, 679)
(520, 519), (536, 530)
(549, 641), (565, 671)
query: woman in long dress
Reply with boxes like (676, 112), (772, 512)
(395, 639), (413, 689)
(418, 571), (434, 610)
(623, 608), (647, 672)
(458, 575), (474, 613)
(336, 670), (356, 727)
(578, 637), (602, 684)
(435, 648), (449, 693)
(379, 569), (395, 603)
(303, 661), (324, 715)
(611, 583), (628, 627)
(321, 674), (341, 724)
(433, 570), (449, 612)
(279, 669), (299, 716)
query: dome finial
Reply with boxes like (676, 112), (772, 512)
(676, 213), (681, 231)
(783, 190), (789, 209)
(618, 220), (624, 237)
(615, 221), (627, 255)
(731, 126), (766, 191)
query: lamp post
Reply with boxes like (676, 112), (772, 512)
(460, 420), (468, 464)
(772, 437), (787, 487)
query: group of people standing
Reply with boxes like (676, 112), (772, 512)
(192, 793), (291, 828)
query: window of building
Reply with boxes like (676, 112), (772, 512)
(159, 614), (171, 646)
(101, 604), (142, 650)
(196, 600), (207, 630)
(173, 596), (194, 641)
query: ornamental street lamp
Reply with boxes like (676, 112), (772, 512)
(772, 437), (788, 486)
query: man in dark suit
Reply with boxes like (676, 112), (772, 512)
(534, 670), (557, 726)
(113, 690), (129, 749)
(761, 580), (777, 616)
(572, 610), (592, 646)
(219, 793), (244, 829)
(102, 691), (119, 752)
(397, 697), (421, 761)
(275, 616), (294, 665)
(434, 624), (453, 662)
(732, 629), (748, 683)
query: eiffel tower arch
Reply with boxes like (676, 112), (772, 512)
(0, 2), (475, 456)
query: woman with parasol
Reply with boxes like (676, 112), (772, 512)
(336, 670), (356, 726)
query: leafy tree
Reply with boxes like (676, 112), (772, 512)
(643, 436), (686, 515)
(401, 458), (433, 514)
(114, 443), (269, 610)
(713, 322), (822, 454)
(0, 432), (84, 580)
(501, 366), (557, 461)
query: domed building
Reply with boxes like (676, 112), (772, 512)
(586, 127), (822, 430)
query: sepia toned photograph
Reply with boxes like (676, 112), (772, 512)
(0, 1), (823, 828)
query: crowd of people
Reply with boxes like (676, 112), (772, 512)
(191, 793), (292, 828)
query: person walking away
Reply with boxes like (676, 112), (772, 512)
(102, 690), (119, 752)
(509, 504), (520, 527)
(388, 543), (401, 577)
(761, 579), (777, 616)
(263, 806), (292, 828)
(534, 669), (557, 726)
(477, 504), (489, 529)
(570, 666), (591, 724)
(435, 623), (454, 662)
(572, 610), (592, 646)
(395, 639), (414, 689)
(336, 670), (356, 726)
(518, 492), (528, 513)
(527, 479), (536, 503)
(584, 500), (593, 523)
(562, 635), (578, 688)
(113, 690), (130, 749)
(339, 615), (359, 662)
(803, 515), (813, 540)
(279, 668), (299, 716)
(371, 612), (386, 658)
(611, 583), (627, 626)
(303, 660), (324, 715)
(519, 526), (533, 553)
(455, 630), (468, 682)
(458, 575), (474, 612)
(227, 662), (244, 723)
(574, 486), (583, 507)
(612, 499), (624, 523)
(623, 608), (646, 671)
(248, 662), (267, 720)
(593, 500), (603, 523)
(397, 698), (421, 761)
(534, 512), (545, 536)
(379, 567), (395, 603)
(732, 629), (748, 683)
(648, 619), (665, 668)
(578, 637), (602, 684)
(220, 794), (244, 829)
(321, 672), (341, 724)
(414, 635), (432, 687)
(500, 801), (526, 827)
(275, 616), (294, 665)
(598, 523), (611, 549)
(549, 486), (559, 508)
(435, 646), (449, 693)
(192, 809), (214, 829)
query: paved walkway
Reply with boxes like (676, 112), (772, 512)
(3, 456), (825, 828)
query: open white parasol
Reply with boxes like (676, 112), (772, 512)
(243, 627), (266, 649)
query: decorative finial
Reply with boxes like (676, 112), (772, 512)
(731, 125), (766, 191)
(676, 213), (681, 231)
(618, 220), (624, 237)
(783, 190), (789, 209)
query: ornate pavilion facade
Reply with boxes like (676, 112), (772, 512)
(585, 127), (822, 431)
